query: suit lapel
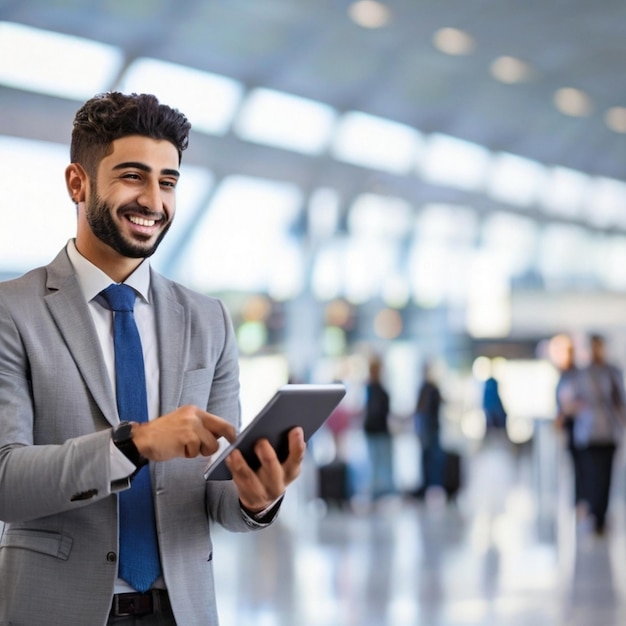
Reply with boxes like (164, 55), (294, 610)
(45, 250), (118, 426)
(150, 272), (186, 415)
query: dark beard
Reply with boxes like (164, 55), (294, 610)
(86, 194), (171, 259)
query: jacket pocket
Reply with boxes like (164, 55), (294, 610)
(0, 528), (72, 560)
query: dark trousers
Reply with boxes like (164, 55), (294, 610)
(564, 421), (585, 505)
(580, 443), (616, 531)
(568, 446), (586, 505)
(421, 438), (445, 489)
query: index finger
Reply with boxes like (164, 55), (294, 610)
(198, 411), (238, 444)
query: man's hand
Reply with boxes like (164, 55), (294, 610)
(131, 405), (237, 461)
(225, 426), (306, 514)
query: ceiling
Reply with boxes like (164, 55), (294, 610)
(0, 0), (624, 210)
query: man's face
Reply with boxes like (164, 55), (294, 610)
(84, 135), (180, 259)
(591, 338), (605, 363)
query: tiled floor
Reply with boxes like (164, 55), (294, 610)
(212, 427), (626, 625)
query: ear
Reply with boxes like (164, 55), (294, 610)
(65, 163), (88, 204)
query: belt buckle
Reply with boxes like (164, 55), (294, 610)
(113, 593), (152, 617)
(113, 594), (133, 617)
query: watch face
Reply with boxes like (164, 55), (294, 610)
(114, 422), (133, 443)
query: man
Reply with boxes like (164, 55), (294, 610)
(414, 362), (444, 497)
(0, 92), (305, 625)
(574, 333), (625, 535)
(362, 355), (393, 500)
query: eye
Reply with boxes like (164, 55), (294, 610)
(161, 179), (178, 189)
(122, 172), (141, 180)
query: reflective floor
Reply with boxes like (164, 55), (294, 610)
(213, 427), (626, 625)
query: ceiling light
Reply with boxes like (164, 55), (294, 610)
(432, 27), (475, 56)
(605, 106), (626, 133)
(420, 133), (490, 191)
(490, 56), (532, 84)
(331, 111), (422, 174)
(553, 87), (593, 117)
(348, 1), (392, 29)
(234, 88), (336, 154)
(119, 58), (243, 135)
(487, 152), (547, 207)
(0, 21), (123, 100)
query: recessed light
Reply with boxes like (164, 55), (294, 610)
(605, 106), (626, 133)
(553, 87), (593, 117)
(490, 56), (532, 84)
(348, 0), (392, 29)
(432, 27), (475, 56)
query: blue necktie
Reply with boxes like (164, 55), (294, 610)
(101, 283), (161, 593)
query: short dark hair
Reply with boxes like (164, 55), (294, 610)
(70, 92), (191, 177)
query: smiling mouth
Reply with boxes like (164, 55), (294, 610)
(129, 215), (158, 227)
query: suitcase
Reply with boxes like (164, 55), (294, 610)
(317, 460), (351, 506)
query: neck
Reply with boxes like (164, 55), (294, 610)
(74, 238), (144, 283)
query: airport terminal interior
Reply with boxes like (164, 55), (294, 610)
(1, 1), (626, 624)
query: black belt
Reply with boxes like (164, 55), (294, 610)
(110, 589), (171, 618)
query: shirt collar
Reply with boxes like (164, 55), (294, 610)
(66, 239), (151, 303)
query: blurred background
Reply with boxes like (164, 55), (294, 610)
(1, 1), (626, 624)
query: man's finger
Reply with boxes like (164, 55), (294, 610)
(198, 411), (237, 443)
(281, 427), (306, 484)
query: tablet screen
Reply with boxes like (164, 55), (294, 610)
(203, 383), (346, 480)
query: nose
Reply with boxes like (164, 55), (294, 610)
(137, 179), (164, 213)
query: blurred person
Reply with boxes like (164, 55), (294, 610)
(0, 92), (306, 625)
(552, 334), (585, 513)
(414, 361), (445, 497)
(574, 334), (625, 535)
(362, 355), (394, 500)
(324, 381), (354, 462)
(482, 369), (507, 432)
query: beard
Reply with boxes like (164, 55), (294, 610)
(85, 193), (172, 259)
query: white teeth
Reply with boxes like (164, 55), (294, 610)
(129, 216), (156, 227)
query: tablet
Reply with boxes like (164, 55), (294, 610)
(203, 383), (346, 480)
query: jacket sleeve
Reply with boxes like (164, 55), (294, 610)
(0, 296), (115, 523)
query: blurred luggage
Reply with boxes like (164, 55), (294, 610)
(318, 460), (351, 506)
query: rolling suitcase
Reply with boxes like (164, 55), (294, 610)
(317, 460), (351, 506)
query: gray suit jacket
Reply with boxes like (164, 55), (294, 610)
(0, 247), (263, 626)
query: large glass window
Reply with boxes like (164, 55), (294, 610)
(179, 175), (303, 299)
(0, 137), (74, 272)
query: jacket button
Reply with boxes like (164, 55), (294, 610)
(106, 552), (117, 563)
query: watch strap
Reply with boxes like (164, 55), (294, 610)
(112, 421), (148, 473)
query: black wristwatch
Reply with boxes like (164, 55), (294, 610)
(112, 421), (148, 474)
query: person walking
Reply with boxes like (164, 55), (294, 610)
(363, 355), (394, 500)
(574, 334), (625, 535)
(414, 362), (445, 497)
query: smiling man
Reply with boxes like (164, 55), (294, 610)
(0, 92), (305, 626)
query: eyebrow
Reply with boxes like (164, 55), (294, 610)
(113, 161), (180, 178)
